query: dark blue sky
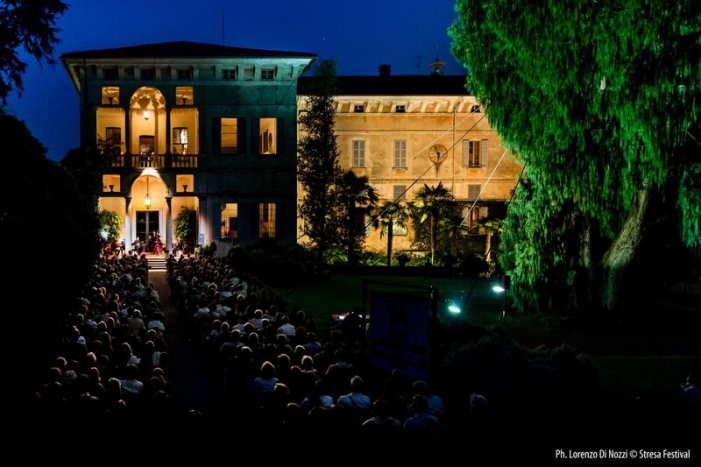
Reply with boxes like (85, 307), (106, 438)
(5, 0), (462, 161)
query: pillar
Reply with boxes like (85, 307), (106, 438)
(125, 196), (133, 251)
(165, 196), (173, 253)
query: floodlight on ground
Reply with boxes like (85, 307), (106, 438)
(492, 285), (505, 293)
(447, 302), (461, 314)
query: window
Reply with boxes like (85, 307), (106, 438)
(103, 127), (122, 155)
(464, 206), (488, 234)
(261, 69), (275, 80)
(463, 139), (489, 167)
(259, 118), (277, 154)
(354, 104), (365, 113)
(172, 127), (188, 155)
(394, 140), (407, 167)
(141, 68), (155, 80)
(393, 185), (406, 201)
(176, 87), (194, 105)
(259, 203), (276, 238)
(468, 184), (481, 200)
(223, 69), (237, 80)
(395, 105), (406, 113)
(178, 69), (192, 80)
(221, 118), (238, 154)
(221, 204), (239, 239)
(243, 67), (255, 81)
(470, 104), (481, 113)
(101, 86), (120, 105)
(103, 67), (118, 80)
(352, 140), (365, 167)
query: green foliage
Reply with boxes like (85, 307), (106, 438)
(225, 243), (313, 284)
(195, 241), (217, 258)
(298, 60), (344, 263)
(412, 182), (456, 265)
(373, 201), (412, 266)
(0, 0), (68, 103)
(99, 209), (122, 243)
(174, 206), (196, 243)
(0, 114), (98, 396)
(336, 170), (378, 266)
(451, 0), (701, 311)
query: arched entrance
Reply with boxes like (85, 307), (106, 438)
(130, 87), (166, 157)
(129, 171), (169, 255)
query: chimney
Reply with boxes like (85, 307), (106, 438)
(379, 64), (391, 78)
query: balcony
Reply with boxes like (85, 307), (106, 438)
(103, 153), (198, 169)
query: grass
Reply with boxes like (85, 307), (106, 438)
(274, 272), (700, 401)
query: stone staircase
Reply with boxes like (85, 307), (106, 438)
(147, 255), (167, 271)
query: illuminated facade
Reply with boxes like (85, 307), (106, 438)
(298, 65), (522, 253)
(62, 41), (316, 254)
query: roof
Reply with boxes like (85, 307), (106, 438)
(61, 41), (317, 60)
(298, 75), (469, 96)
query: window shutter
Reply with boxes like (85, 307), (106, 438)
(462, 140), (470, 167)
(481, 139), (489, 167)
(237, 118), (247, 155)
(211, 118), (221, 155)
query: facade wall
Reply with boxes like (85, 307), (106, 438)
(298, 92), (522, 254)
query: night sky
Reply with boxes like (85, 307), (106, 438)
(4, 0), (462, 161)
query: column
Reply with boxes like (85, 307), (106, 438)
(165, 196), (173, 254)
(198, 195), (208, 246)
(125, 196), (133, 252)
(124, 106), (131, 154)
(165, 107), (171, 154)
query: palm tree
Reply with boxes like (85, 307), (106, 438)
(413, 182), (454, 265)
(337, 170), (378, 266)
(373, 201), (411, 266)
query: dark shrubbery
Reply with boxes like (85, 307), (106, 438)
(225, 242), (313, 284)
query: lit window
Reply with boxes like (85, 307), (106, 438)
(468, 184), (481, 200)
(103, 127), (122, 155)
(141, 68), (155, 80)
(172, 127), (188, 155)
(395, 105), (406, 113)
(354, 104), (365, 113)
(352, 140), (365, 167)
(259, 118), (277, 155)
(101, 86), (120, 105)
(259, 203), (276, 238)
(394, 140), (407, 167)
(221, 118), (238, 154)
(393, 185), (406, 201)
(223, 69), (237, 80)
(463, 139), (488, 167)
(221, 203), (239, 239)
(176, 87), (194, 105)
(261, 69), (275, 80)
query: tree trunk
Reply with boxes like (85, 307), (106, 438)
(485, 231), (492, 265)
(430, 215), (437, 265)
(601, 186), (652, 311)
(387, 225), (394, 267)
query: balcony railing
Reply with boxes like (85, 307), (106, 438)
(103, 153), (198, 169)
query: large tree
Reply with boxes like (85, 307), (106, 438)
(337, 170), (378, 266)
(450, 0), (701, 312)
(374, 201), (411, 266)
(298, 60), (344, 264)
(0, 0), (68, 103)
(413, 182), (456, 265)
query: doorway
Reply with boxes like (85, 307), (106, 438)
(136, 211), (160, 253)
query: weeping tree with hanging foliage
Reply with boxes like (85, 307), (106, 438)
(450, 0), (701, 312)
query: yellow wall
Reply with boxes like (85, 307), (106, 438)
(96, 107), (125, 150)
(98, 197), (127, 240)
(298, 95), (523, 253)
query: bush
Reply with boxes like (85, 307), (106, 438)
(226, 242), (313, 284)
